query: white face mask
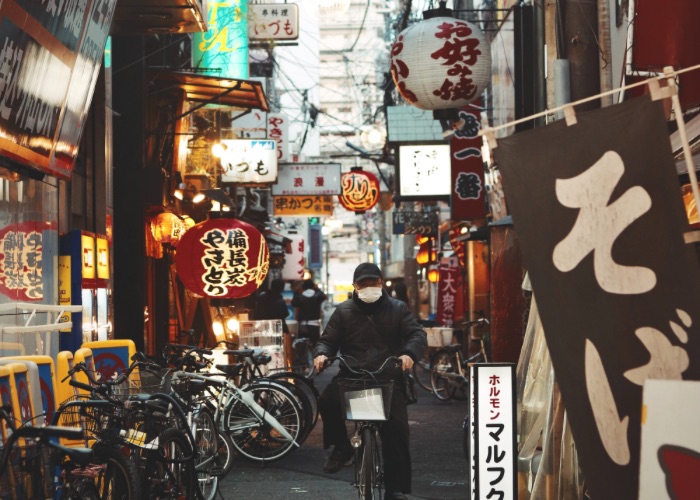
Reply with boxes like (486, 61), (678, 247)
(357, 286), (383, 303)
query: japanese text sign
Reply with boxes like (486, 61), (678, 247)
(273, 195), (334, 216)
(0, 221), (53, 301)
(272, 163), (341, 196)
(470, 363), (516, 500)
(0, 0), (116, 180)
(175, 216), (269, 299)
(220, 139), (278, 184)
(435, 256), (463, 327)
(338, 169), (380, 213)
(495, 95), (700, 499)
(81, 233), (95, 280)
(451, 104), (486, 220)
(248, 3), (299, 41)
(398, 143), (451, 199)
(267, 113), (289, 162)
(392, 211), (437, 235)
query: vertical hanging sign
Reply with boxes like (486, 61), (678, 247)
(192, 0), (250, 79)
(451, 103), (486, 220)
(470, 363), (517, 500)
(267, 113), (289, 162)
(435, 255), (463, 327)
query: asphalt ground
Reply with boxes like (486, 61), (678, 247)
(217, 362), (469, 500)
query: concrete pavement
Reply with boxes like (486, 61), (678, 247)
(217, 364), (469, 500)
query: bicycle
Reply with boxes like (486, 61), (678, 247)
(0, 402), (137, 500)
(322, 355), (401, 500)
(429, 317), (490, 401)
(58, 359), (197, 499)
(160, 345), (303, 463)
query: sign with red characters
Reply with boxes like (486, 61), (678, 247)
(338, 168), (380, 213)
(175, 215), (269, 299)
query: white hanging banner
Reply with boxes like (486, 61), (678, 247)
(267, 113), (289, 162)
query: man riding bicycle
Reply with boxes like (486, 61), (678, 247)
(313, 263), (427, 500)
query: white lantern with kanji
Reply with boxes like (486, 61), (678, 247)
(390, 16), (491, 110)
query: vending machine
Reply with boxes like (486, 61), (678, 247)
(59, 230), (112, 352)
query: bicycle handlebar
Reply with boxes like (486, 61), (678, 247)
(321, 355), (402, 377)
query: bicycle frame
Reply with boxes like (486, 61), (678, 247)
(170, 370), (299, 447)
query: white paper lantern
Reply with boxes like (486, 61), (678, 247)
(390, 17), (491, 111)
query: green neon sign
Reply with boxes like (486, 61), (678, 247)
(192, 0), (249, 79)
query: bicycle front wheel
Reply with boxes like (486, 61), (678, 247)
(224, 382), (302, 462)
(91, 444), (141, 500)
(193, 408), (219, 500)
(430, 350), (457, 401)
(143, 428), (196, 499)
(357, 426), (382, 500)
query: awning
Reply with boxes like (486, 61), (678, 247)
(150, 72), (269, 112)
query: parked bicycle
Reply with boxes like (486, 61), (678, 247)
(57, 358), (197, 499)
(429, 317), (490, 401)
(322, 355), (402, 500)
(161, 345), (303, 463)
(0, 402), (137, 500)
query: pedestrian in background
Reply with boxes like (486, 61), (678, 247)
(313, 263), (426, 500)
(254, 278), (290, 333)
(292, 279), (327, 344)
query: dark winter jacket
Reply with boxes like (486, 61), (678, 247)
(314, 289), (427, 376)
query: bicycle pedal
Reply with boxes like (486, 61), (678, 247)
(210, 466), (226, 477)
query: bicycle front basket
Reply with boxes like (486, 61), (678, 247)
(337, 378), (394, 421)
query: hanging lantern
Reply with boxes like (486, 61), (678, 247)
(150, 212), (185, 244)
(390, 8), (491, 111)
(427, 267), (440, 283)
(174, 213), (269, 299)
(338, 168), (380, 213)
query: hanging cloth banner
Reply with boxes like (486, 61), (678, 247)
(435, 256), (463, 327)
(451, 102), (486, 220)
(494, 94), (700, 500)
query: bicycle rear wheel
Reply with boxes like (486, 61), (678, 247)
(430, 350), (457, 401)
(224, 382), (302, 462)
(356, 426), (382, 500)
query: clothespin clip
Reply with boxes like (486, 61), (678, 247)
(563, 105), (577, 126)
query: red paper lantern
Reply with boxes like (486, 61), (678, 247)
(174, 214), (269, 298)
(390, 15), (491, 110)
(338, 168), (380, 213)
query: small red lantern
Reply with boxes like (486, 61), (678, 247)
(338, 168), (380, 213)
(174, 214), (269, 298)
(390, 9), (491, 111)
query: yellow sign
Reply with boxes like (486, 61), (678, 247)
(96, 237), (109, 280)
(58, 255), (71, 332)
(81, 234), (95, 280)
(273, 195), (334, 216)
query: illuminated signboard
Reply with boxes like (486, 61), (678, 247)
(273, 195), (334, 216)
(81, 234), (95, 280)
(0, 0), (117, 179)
(397, 143), (451, 200)
(272, 163), (342, 196)
(192, 0), (249, 79)
(220, 139), (277, 184)
(96, 236), (109, 280)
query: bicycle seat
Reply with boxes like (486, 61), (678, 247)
(252, 352), (271, 365)
(215, 363), (244, 378)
